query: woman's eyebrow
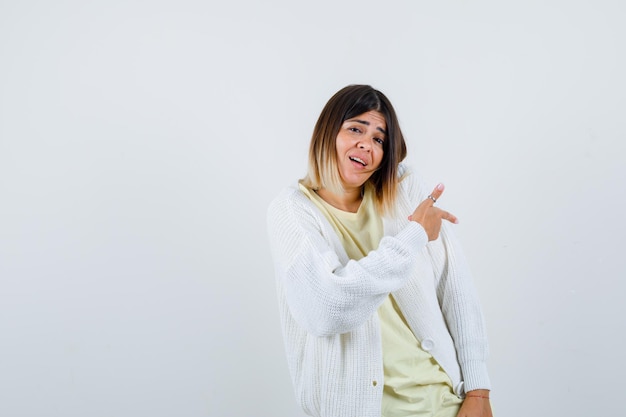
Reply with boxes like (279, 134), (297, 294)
(351, 119), (387, 135)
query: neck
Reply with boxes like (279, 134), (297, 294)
(316, 186), (363, 213)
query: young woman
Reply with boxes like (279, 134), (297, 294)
(267, 85), (493, 417)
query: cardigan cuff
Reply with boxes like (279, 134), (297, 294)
(395, 221), (429, 250)
(461, 360), (492, 393)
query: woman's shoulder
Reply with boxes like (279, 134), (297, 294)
(397, 162), (423, 180)
(397, 163), (427, 199)
(267, 182), (317, 220)
(269, 181), (308, 203)
(267, 182), (328, 240)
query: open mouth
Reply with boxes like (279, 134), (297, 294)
(349, 156), (366, 166)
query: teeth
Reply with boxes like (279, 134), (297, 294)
(350, 156), (366, 165)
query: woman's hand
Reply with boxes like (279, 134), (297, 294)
(456, 390), (493, 417)
(408, 183), (458, 241)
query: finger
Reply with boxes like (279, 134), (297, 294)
(426, 183), (445, 206)
(439, 209), (459, 224)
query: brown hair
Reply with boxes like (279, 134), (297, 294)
(302, 84), (407, 215)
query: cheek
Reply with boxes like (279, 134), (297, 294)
(335, 137), (347, 155)
(375, 151), (385, 168)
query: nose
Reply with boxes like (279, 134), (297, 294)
(358, 139), (372, 151)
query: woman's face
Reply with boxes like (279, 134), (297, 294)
(335, 110), (386, 191)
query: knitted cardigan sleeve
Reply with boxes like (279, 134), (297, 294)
(267, 187), (428, 337)
(434, 223), (491, 391)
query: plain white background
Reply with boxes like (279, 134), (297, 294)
(1, 1), (624, 416)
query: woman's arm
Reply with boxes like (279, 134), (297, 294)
(433, 222), (491, 391)
(399, 166), (491, 391)
(267, 189), (428, 337)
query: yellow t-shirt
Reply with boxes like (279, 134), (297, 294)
(299, 183), (462, 417)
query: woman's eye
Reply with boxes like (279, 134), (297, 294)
(375, 138), (384, 145)
(349, 127), (361, 133)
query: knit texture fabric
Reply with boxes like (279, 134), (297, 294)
(267, 164), (490, 417)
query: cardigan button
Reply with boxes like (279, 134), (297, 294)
(372, 380), (378, 387)
(421, 338), (435, 351)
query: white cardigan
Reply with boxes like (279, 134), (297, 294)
(267, 165), (490, 417)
